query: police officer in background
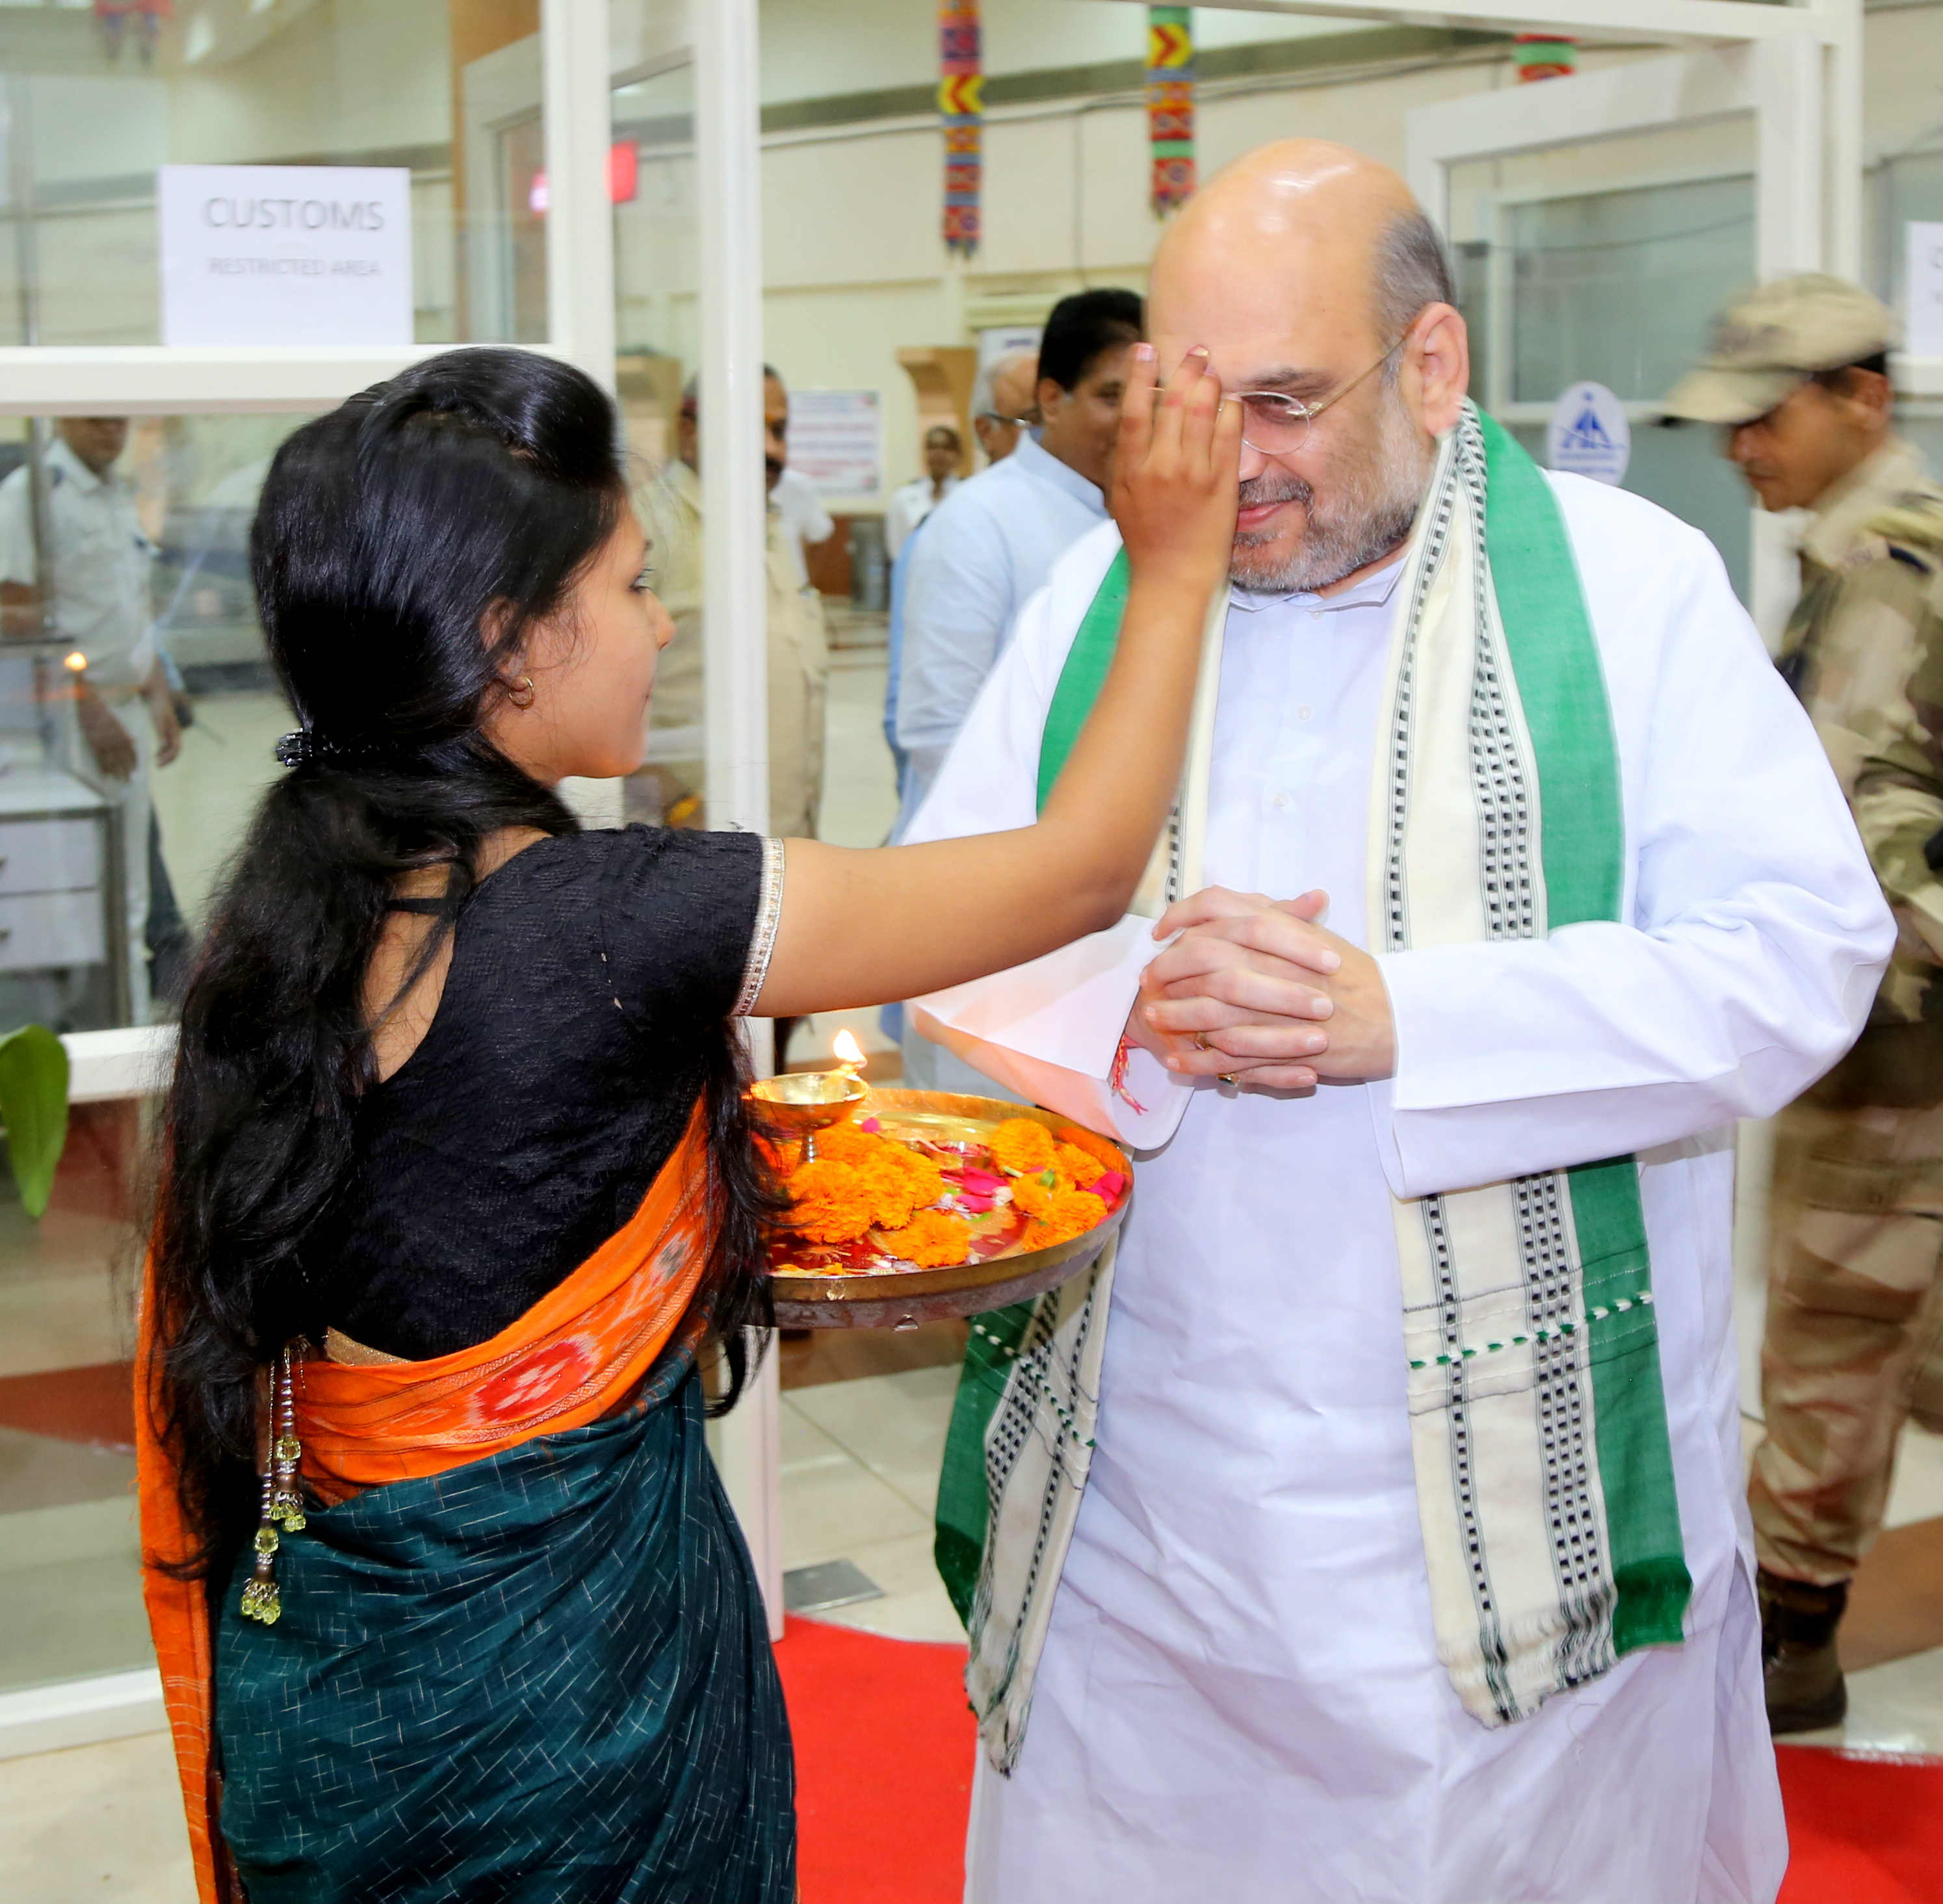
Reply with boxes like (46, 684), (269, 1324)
(1666, 274), (1943, 1734)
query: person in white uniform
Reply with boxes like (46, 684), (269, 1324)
(905, 142), (1891, 1904)
(884, 424), (964, 561)
(0, 418), (182, 1023)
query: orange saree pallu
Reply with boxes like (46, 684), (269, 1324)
(136, 1104), (795, 1904)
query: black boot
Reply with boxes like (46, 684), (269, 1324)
(1758, 1567), (1849, 1734)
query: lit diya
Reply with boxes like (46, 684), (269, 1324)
(748, 1028), (868, 1162)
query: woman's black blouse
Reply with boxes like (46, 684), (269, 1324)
(315, 826), (770, 1362)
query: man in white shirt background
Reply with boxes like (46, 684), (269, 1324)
(882, 354), (1040, 810)
(970, 346), (1039, 468)
(0, 417), (181, 1023)
(894, 289), (1142, 1089)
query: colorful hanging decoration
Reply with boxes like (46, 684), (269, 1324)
(939, 1), (984, 256)
(1513, 34), (1578, 82)
(1145, 7), (1196, 216)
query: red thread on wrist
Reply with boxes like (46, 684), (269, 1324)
(1110, 1033), (1150, 1116)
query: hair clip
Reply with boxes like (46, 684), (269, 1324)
(274, 730), (318, 769)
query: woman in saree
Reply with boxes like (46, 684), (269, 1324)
(137, 340), (1239, 1903)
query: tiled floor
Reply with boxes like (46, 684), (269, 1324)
(4, 641), (1942, 1892)
(0, 1732), (193, 1904)
(781, 1366), (963, 1645)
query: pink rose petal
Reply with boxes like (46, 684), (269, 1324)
(1095, 1171), (1127, 1201)
(859, 1117), (882, 1133)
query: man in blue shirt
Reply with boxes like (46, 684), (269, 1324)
(893, 287), (1141, 1086)
(894, 289), (1143, 829)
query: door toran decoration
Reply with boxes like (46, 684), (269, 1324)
(1513, 33), (1578, 81)
(1146, 7), (1196, 215)
(940, 0), (984, 255)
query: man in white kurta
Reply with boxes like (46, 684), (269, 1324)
(905, 145), (1890, 1904)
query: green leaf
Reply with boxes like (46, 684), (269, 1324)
(0, 1025), (70, 1220)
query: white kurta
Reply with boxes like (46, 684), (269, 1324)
(904, 473), (1892, 1904)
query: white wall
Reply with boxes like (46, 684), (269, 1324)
(751, 44), (1518, 497)
(748, 9), (1942, 499)
(755, 0), (1374, 106)
(166, 0), (450, 164)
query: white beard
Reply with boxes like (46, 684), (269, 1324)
(1229, 385), (1435, 596)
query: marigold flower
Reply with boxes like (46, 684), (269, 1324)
(990, 1118), (1056, 1176)
(1022, 1185), (1107, 1250)
(1055, 1141), (1107, 1188)
(1054, 1125), (1128, 1175)
(1009, 1173), (1058, 1219)
(855, 1147), (946, 1229)
(877, 1208), (974, 1268)
(785, 1158), (878, 1243)
(816, 1120), (886, 1166)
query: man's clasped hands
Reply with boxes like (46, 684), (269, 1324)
(1125, 887), (1397, 1092)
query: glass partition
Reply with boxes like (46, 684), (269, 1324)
(614, 58), (707, 829)
(0, 406), (309, 1699)
(1448, 129), (1758, 603)
(0, 1089), (150, 1695)
(0, 411), (299, 1041)
(0, 0), (550, 349)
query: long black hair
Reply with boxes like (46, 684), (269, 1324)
(149, 347), (774, 1582)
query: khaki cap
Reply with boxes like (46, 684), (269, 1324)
(1662, 274), (1897, 426)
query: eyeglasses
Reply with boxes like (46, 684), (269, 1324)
(1231, 337), (1407, 455)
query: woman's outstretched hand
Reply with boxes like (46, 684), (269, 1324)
(751, 347), (1243, 1022)
(1110, 343), (1242, 598)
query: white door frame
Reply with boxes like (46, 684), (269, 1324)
(695, 0), (787, 1645)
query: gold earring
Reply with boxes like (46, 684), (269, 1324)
(508, 675), (536, 709)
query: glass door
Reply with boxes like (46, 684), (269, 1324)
(1408, 34), (1827, 640)
(1447, 138), (1758, 602)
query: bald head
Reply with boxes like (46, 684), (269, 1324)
(973, 347), (1040, 464)
(1153, 140), (1435, 370)
(1147, 139), (1468, 596)
(987, 349), (1038, 420)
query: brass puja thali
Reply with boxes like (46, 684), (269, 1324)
(748, 1078), (1133, 1331)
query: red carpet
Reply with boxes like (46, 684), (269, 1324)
(776, 1615), (974, 1904)
(1776, 1745), (1943, 1904)
(0, 1360), (135, 1450)
(778, 1619), (1943, 1903)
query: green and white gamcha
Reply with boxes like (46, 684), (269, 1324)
(935, 404), (1691, 1764)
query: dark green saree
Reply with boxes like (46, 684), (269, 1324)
(213, 1350), (792, 1903)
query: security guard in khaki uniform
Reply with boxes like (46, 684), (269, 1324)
(1666, 275), (1943, 1734)
(634, 368), (827, 842)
